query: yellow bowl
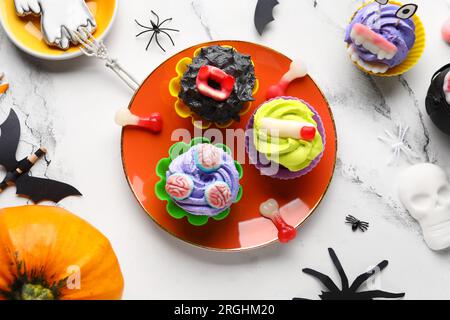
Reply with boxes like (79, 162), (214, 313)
(0, 0), (118, 61)
(169, 46), (259, 129)
(346, 0), (426, 77)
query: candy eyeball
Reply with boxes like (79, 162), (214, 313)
(395, 4), (418, 20)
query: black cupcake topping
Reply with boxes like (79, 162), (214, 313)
(426, 64), (450, 135)
(179, 46), (256, 124)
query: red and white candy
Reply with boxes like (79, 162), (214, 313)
(115, 108), (163, 134)
(266, 59), (308, 100)
(195, 144), (223, 172)
(350, 23), (398, 60)
(165, 173), (194, 201)
(259, 199), (297, 244)
(259, 118), (316, 142)
(205, 181), (232, 210)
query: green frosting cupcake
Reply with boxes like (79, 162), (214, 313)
(253, 98), (324, 172)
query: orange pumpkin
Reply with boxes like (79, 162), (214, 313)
(0, 206), (124, 300)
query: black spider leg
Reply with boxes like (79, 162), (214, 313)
(349, 260), (405, 299)
(358, 221), (369, 232)
(154, 33), (166, 52)
(151, 10), (160, 26)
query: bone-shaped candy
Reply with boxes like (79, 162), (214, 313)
(260, 199), (297, 243)
(115, 109), (163, 134)
(266, 59), (308, 100)
(0, 73), (9, 94)
(259, 118), (316, 142)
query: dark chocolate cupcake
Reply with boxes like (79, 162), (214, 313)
(175, 46), (257, 126)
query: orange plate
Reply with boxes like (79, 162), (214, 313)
(122, 41), (337, 252)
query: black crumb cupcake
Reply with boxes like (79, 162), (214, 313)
(172, 46), (257, 127)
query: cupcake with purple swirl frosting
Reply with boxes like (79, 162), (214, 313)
(155, 138), (243, 226)
(345, 1), (420, 75)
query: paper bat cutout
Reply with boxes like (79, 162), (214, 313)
(0, 109), (82, 203)
(254, 0), (279, 35)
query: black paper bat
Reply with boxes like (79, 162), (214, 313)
(0, 109), (81, 203)
(254, 0), (279, 35)
(294, 248), (405, 300)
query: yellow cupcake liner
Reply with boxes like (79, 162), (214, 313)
(169, 46), (259, 129)
(346, 0), (426, 77)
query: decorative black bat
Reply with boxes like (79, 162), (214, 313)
(294, 248), (405, 300)
(0, 109), (81, 203)
(254, 0), (279, 35)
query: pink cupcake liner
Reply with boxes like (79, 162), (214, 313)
(245, 97), (326, 180)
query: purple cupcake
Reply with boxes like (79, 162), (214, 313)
(245, 97), (326, 180)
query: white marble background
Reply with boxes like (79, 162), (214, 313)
(0, 0), (449, 300)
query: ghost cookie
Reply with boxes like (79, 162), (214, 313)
(14, 0), (97, 50)
(398, 163), (450, 251)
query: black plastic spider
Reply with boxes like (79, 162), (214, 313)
(135, 11), (180, 52)
(294, 248), (405, 300)
(345, 215), (369, 232)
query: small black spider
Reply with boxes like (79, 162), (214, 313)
(294, 248), (405, 300)
(345, 215), (369, 232)
(135, 11), (180, 52)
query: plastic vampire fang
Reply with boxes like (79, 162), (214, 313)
(115, 109), (163, 134)
(259, 199), (297, 243)
(295, 248), (405, 300)
(196, 65), (236, 102)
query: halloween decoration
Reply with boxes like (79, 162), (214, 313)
(259, 199), (297, 243)
(345, 215), (369, 232)
(115, 109), (163, 134)
(443, 19), (450, 44)
(0, 109), (81, 203)
(254, 0), (279, 35)
(155, 137), (244, 227)
(426, 64), (450, 135)
(0, 73), (9, 94)
(135, 11), (179, 52)
(14, 0), (96, 50)
(296, 248), (405, 300)
(378, 123), (420, 165)
(0, 206), (124, 300)
(398, 163), (450, 251)
(196, 65), (236, 102)
(344, 1), (424, 76)
(72, 29), (140, 91)
(266, 59), (308, 100)
(178, 46), (256, 125)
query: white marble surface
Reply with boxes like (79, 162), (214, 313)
(0, 0), (450, 300)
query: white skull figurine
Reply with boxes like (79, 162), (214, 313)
(14, 0), (96, 49)
(398, 163), (450, 251)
